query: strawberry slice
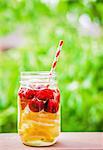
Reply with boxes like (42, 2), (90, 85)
(44, 99), (59, 113)
(29, 98), (44, 112)
(35, 89), (54, 101)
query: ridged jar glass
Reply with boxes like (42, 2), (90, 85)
(18, 71), (60, 146)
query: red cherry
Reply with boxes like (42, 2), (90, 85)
(35, 89), (54, 101)
(20, 97), (28, 110)
(24, 89), (35, 99)
(18, 88), (35, 99)
(44, 99), (59, 113)
(29, 98), (44, 112)
(18, 88), (28, 110)
(18, 87), (26, 99)
(54, 89), (60, 103)
(18, 88), (35, 110)
(19, 93), (28, 110)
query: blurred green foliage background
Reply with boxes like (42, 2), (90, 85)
(0, 0), (103, 133)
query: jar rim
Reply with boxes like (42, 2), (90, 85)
(21, 71), (56, 74)
(21, 71), (56, 77)
(20, 71), (56, 81)
(20, 71), (57, 85)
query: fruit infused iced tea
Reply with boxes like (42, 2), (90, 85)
(18, 72), (60, 146)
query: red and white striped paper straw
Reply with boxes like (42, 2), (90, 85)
(49, 40), (64, 76)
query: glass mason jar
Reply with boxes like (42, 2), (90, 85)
(18, 72), (60, 146)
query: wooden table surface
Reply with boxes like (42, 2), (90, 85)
(0, 132), (103, 150)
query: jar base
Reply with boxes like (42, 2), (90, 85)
(23, 139), (57, 147)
